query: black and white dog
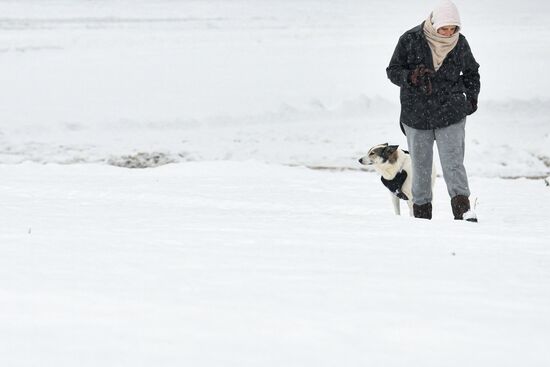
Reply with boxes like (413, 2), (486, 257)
(358, 143), (436, 216)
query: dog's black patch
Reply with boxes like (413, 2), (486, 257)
(381, 170), (409, 200)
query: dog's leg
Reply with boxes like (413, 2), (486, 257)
(391, 194), (401, 215)
(407, 201), (414, 217)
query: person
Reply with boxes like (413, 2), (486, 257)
(386, 0), (480, 221)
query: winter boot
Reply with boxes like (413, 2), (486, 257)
(451, 195), (477, 222)
(413, 202), (432, 220)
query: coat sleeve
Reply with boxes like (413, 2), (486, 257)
(461, 38), (480, 101)
(386, 35), (411, 88)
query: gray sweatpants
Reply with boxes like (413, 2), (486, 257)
(403, 119), (470, 205)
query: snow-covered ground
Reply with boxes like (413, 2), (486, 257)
(1, 162), (549, 367)
(1, 0), (550, 365)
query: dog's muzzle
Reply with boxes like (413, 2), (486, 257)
(358, 157), (372, 165)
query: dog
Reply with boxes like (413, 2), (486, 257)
(358, 143), (436, 216)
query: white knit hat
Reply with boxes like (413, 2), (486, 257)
(431, 0), (461, 31)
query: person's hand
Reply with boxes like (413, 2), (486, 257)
(467, 97), (478, 115)
(409, 65), (434, 95)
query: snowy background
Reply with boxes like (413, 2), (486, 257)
(1, 0), (549, 176)
(1, 0), (549, 366)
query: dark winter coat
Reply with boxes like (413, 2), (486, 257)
(386, 22), (480, 131)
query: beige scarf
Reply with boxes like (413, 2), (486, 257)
(423, 14), (459, 71)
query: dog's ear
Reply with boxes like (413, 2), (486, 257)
(382, 145), (399, 158)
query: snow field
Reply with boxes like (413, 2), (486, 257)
(0, 161), (549, 366)
(1, 0), (550, 365)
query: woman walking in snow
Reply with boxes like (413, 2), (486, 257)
(386, 0), (480, 221)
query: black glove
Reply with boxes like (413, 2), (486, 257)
(409, 65), (434, 95)
(467, 97), (478, 115)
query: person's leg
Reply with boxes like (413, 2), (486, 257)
(434, 119), (475, 220)
(403, 124), (435, 219)
(434, 119), (470, 198)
